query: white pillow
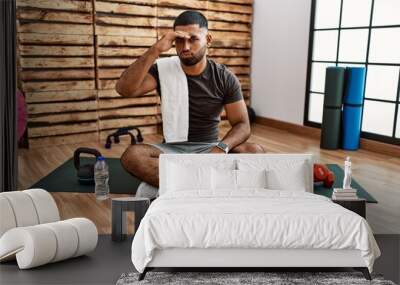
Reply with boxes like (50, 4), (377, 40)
(266, 162), (308, 191)
(211, 168), (237, 191)
(236, 169), (267, 189)
(167, 162), (212, 191)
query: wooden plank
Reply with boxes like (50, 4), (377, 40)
(99, 125), (157, 140)
(208, 1), (252, 14)
(97, 57), (137, 67)
(98, 68), (123, 79)
(25, 90), (97, 103)
(20, 57), (94, 68)
(22, 80), (95, 92)
(211, 37), (251, 48)
(98, 106), (160, 118)
(211, 0), (253, 4)
(96, 14), (156, 27)
(28, 122), (98, 138)
(157, 7), (185, 18)
(99, 79), (118, 89)
(27, 100), (97, 115)
(210, 57), (250, 66)
(28, 111), (98, 123)
(157, 0), (207, 9)
(97, 35), (155, 46)
(28, 132), (99, 148)
(18, 33), (93, 45)
(209, 20), (250, 32)
(17, 22), (93, 35)
(211, 31), (250, 40)
(99, 116), (160, 130)
(238, 76), (250, 85)
(17, 0), (92, 12)
(98, 89), (155, 98)
(97, 47), (147, 57)
(103, 0), (156, 4)
(96, 26), (156, 37)
(208, 48), (250, 57)
(19, 45), (94, 56)
(207, 10), (252, 23)
(156, 18), (173, 28)
(17, 9), (92, 24)
(98, 96), (159, 109)
(95, 1), (156, 16)
(228, 66), (250, 75)
(20, 69), (95, 80)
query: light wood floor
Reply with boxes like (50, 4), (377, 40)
(17, 124), (400, 234)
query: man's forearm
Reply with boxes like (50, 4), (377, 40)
(116, 45), (160, 97)
(221, 121), (251, 150)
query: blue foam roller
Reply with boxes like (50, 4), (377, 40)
(342, 67), (366, 150)
(342, 105), (363, 150)
(343, 67), (366, 105)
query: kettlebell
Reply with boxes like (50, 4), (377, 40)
(73, 147), (102, 185)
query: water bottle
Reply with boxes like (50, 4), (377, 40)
(94, 156), (109, 200)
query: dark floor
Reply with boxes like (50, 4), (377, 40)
(1, 235), (399, 285)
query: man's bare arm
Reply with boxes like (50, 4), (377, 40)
(210, 100), (250, 153)
(115, 31), (190, 98)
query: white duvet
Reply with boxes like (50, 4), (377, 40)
(131, 190), (380, 273)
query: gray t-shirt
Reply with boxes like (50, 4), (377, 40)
(148, 58), (243, 142)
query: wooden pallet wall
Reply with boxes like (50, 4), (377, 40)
(16, 0), (253, 147)
(17, 0), (98, 147)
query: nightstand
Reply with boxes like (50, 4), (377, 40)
(333, 199), (366, 218)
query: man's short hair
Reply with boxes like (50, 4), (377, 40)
(173, 10), (208, 30)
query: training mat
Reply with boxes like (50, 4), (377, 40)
(314, 164), (377, 203)
(30, 157), (141, 194)
(342, 67), (366, 150)
(321, 67), (345, 150)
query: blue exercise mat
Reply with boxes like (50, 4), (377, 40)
(342, 67), (366, 150)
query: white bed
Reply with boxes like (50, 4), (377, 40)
(131, 154), (380, 280)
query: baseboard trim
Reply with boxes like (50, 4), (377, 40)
(254, 116), (321, 139)
(255, 116), (400, 157)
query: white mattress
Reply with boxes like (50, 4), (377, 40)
(131, 190), (380, 273)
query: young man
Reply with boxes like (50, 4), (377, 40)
(116, 11), (264, 198)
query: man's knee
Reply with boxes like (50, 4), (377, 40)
(232, 143), (265, 154)
(120, 144), (158, 173)
(248, 143), (265, 153)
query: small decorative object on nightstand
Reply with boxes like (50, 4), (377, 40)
(332, 156), (358, 200)
(332, 157), (366, 218)
(111, 197), (150, 242)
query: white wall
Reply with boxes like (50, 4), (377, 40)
(251, 0), (312, 125)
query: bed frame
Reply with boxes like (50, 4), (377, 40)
(139, 248), (371, 280)
(137, 154), (372, 281)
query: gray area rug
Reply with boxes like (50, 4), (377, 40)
(116, 272), (396, 285)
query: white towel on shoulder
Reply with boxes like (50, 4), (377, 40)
(156, 56), (189, 143)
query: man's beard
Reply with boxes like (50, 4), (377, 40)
(178, 45), (207, 66)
